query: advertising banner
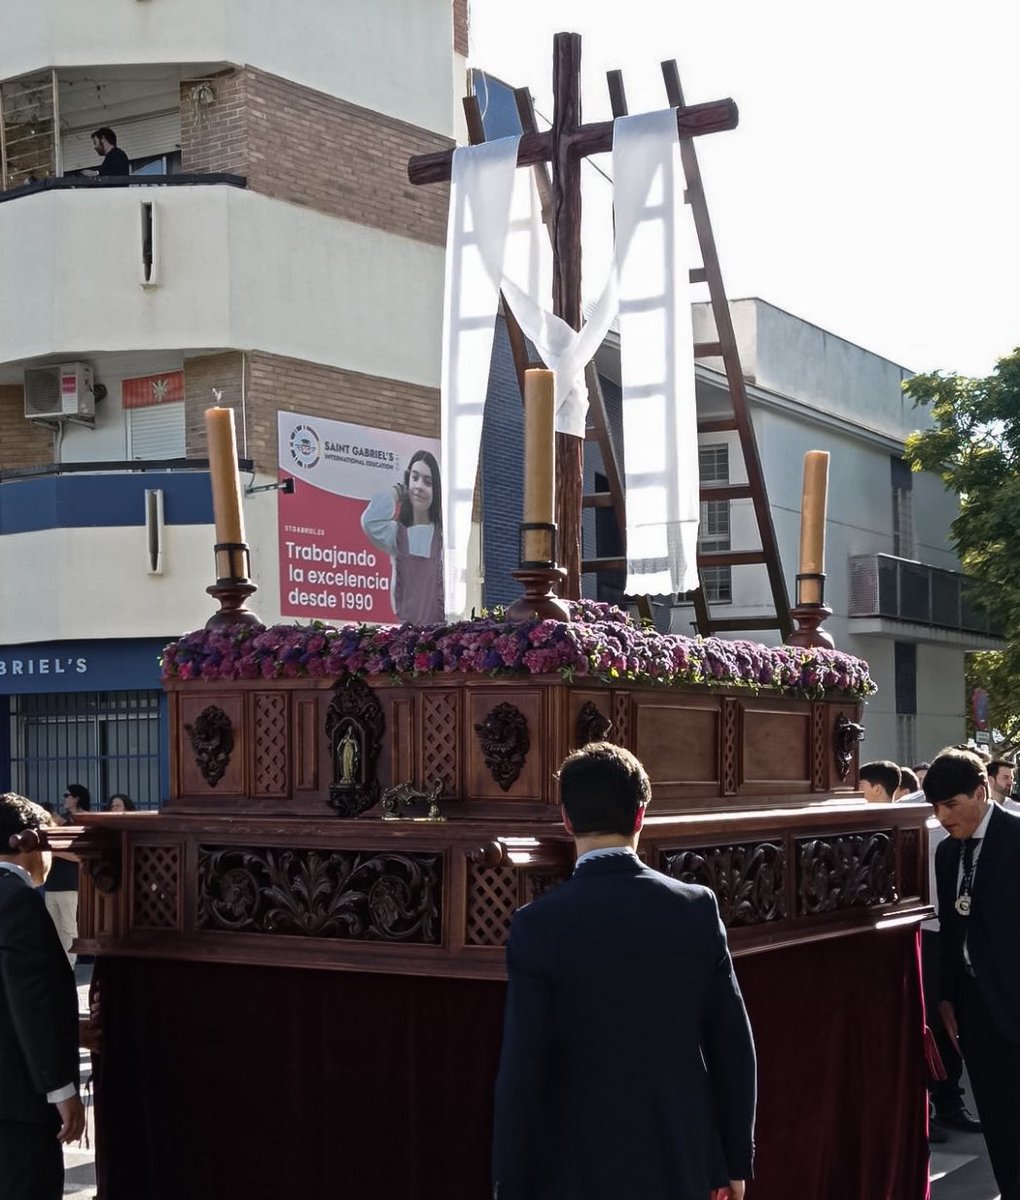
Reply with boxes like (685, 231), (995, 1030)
(278, 413), (442, 624)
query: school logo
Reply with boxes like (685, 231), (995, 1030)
(289, 424), (321, 471)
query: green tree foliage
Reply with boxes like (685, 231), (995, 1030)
(905, 350), (1020, 751)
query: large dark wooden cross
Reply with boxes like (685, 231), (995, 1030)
(407, 32), (738, 599)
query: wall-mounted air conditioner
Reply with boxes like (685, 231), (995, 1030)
(23, 363), (96, 420)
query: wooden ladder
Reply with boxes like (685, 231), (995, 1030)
(466, 62), (791, 639)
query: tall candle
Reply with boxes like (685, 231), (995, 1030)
(205, 405), (246, 548)
(798, 451), (829, 605)
(522, 368), (556, 563)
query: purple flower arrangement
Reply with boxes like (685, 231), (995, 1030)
(161, 602), (876, 699)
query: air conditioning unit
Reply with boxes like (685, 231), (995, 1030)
(24, 363), (96, 420)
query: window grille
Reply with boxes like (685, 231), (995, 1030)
(9, 690), (162, 811)
(698, 445), (731, 604)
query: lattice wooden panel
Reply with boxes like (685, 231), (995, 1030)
(132, 845), (181, 931)
(423, 690), (459, 795)
(811, 703), (827, 790)
(612, 692), (630, 748)
(465, 862), (518, 946)
(253, 691), (289, 796)
(720, 698), (739, 795)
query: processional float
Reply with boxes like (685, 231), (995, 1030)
(67, 34), (930, 1200)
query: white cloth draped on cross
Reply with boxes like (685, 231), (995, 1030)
(440, 108), (699, 618)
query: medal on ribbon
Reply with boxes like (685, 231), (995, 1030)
(954, 894), (972, 916)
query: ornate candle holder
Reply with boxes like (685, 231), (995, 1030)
(786, 571), (835, 650)
(205, 542), (261, 629)
(507, 521), (571, 622)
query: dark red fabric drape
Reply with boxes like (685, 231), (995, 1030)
(94, 926), (928, 1200)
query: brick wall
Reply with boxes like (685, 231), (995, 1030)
(453, 0), (469, 57)
(184, 350), (439, 473)
(181, 67), (451, 246)
(0, 386), (53, 469)
(179, 71), (249, 176)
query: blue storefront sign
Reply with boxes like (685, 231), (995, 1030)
(0, 638), (170, 694)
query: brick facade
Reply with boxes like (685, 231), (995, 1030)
(184, 351), (439, 473)
(453, 0), (469, 58)
(180, 67), (451, 246)
(0, 386), (54, 470)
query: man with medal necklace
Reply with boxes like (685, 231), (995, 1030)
(924, 748), (1020, 1200)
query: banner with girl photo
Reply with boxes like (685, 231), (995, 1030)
(277, 412), (442, 624)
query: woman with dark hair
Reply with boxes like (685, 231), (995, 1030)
(107, 794), (136, 813)
(361, 449), (444, 623)
(45, 784), (91, 966)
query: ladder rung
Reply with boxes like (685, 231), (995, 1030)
(697, 417), (738, 434)
(689, 267), (708, 284)
(699, 550), (767, 567)
(582, 492), (615, 508)
(699, 484), (752, 502)
(700, 617), (785, 633)
(694, 341), (722, 358)
(582, 549), (767, 574)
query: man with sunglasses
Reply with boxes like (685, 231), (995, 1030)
(0, 793), (84, 1200)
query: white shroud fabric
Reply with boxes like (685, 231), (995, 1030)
(439, 110), (700, 617)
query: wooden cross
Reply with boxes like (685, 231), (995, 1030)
(407, 32), (738, 599)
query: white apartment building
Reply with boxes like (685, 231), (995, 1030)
(0, 0), (464, 805)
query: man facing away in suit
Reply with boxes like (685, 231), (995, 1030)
(0, 793), (85, 1200)
(924, 749), (1020, 1200)
(492, 742), (756, 1200)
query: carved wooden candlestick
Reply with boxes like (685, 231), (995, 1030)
(786, 571), (835, 650)
(507, 524), (571, 622)
(205, 542), (261, 629)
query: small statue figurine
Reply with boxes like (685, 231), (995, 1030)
(337, 725), (360, 786)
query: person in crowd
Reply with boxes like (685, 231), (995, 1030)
(44, 784), (89, 966)
(90, 127), (130, 176)
(986, 759), (1019, 812)
(894, 766), (921, 802)
(492, 742), (756, 1200)
(859, 759), (900, 803)
(913, 762), (931, 787)
(924, 748), (1020, 1196)
(0, 793), (85, 1199)
(361, 449), (444, 624)
(106, 794), (135, 813)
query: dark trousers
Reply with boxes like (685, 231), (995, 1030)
(959, 973), (1020, 1200)
(922, 929), (965, 1114)
(0, 1120), (63, 1200)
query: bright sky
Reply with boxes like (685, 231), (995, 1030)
(468, 0), (1020, 378)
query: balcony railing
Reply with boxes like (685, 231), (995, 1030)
(0, 173), (246, 204)
(848, 554), (1001, 637)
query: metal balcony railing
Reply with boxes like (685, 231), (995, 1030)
(0, 174), (247, 204)
(848, 554), (1001, 636)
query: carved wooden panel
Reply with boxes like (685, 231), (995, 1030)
(898, 826), (922, 899)
(796, 831), (896, 915)
(523, 870), (569, 904)
(575, 700), (612, 748)
(253, 692), (289, 796)
(423, 690), (459, 795)
(720, 698), (739, 796)
(465, 861), (518, 946)
(660, 842), (785, 926)
(468, 691), (545, 801)
(612, 691), (631, 748)
(811, 702), (827, 791)
(325, 678), (385, 817)
(132, 845), (181, 931)
(178, 692), (245, 796)
(196, 847), (441, 943)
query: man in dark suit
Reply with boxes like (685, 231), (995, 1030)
(492, 743), (756, 1200)
(0, 793), (84, 1200)
(925, 748), (1020, 1200)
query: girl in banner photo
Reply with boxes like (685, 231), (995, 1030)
(361, 449), (444, 624)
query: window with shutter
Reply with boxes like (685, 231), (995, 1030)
(128, 401), (185, 460)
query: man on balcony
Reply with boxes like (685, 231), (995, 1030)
(91, 127), (130, 177)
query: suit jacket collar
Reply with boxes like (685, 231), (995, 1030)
(0, 862), (32, 888)
(573, 851), (646, 877)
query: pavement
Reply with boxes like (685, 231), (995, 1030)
(63, 965), (1001, 1200)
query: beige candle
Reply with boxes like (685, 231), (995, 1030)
(522, 368), (556, 563)
(798, 451), (829, 604)
(205, 405), (246, 548)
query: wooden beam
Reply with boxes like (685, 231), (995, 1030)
(407, 97), (739, 185)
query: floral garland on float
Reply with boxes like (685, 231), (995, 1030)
(161, 600), (875, 699)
